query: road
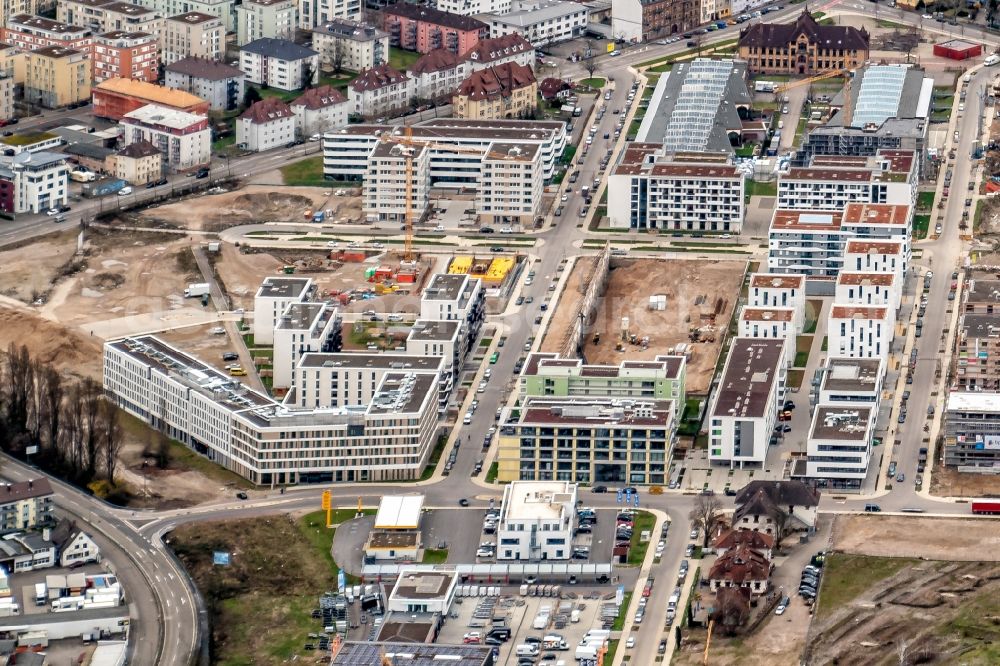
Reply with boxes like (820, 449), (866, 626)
(0, 2), (996, 665)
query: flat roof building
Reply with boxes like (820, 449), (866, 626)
(815, 357), (884, 406)
(498, 481), (576, 560)
(806, 405), (875, 484)
(944, 392), (1000, 470)
(253, 276), (313, 345)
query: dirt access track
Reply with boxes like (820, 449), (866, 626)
(542, 257), (745, 394)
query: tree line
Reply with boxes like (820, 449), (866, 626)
(0, 343), (124, 494)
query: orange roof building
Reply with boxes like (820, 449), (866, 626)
(92, 77), (209, 120)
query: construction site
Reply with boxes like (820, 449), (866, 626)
(542, 255), (745, 394)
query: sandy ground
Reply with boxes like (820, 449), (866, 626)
(832, 515), (1000, 561)
(930, 466), (1000, 497)
(0, 230), (80, 303)
(0, 305), (103, 379)
(540, 255), (592, 356)
(674, 610), (805, 666)
(139, 185), (362, 231)
(544, 257), (744, 394)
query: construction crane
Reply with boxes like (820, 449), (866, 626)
(377, 129), (517, 262)
(773, 68), (854, 127)
(703, 619), (715, 664)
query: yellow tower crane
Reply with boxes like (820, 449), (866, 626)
(774, 68), (855, 126)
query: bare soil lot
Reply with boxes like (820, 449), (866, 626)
(543, 257), (745, 393)
(0, 230), (80, 302)
(139, 185), (362, 232)
(0, 306), (103, 380)
(832, 514), (1000, 561)
(931, 465), (1000, 498)
(673, 600), (807, 666)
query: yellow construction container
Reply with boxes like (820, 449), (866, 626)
(486, 257), (515, 283)
(448, 256), (472, 274)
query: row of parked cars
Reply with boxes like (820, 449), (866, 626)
(797, 553), (826, 603)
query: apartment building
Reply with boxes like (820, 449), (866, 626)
(113, 139), (161, 184)
(766, 209), (848, 277)
(608, 145), (745, 231)
(748, 273), (805, 331)
(453, 61), (537, 120)
(240, 37), (319, 90)
(708, 338), (786, 468)
(814, 356), (884, 406)
(777, 155), (916, 212)
(738, 307), (797, 367)
(954, 313), (1000, 392)
(299, 0), (361, 29)
(0, 78), (12, 123)
(24, 45), (91, 108)
(237, 97), (296, 152)
(92, 30), (157, 83)
(0, 150), (69, 214)
(236, 0), (297, 45)
(271, 301), (342, 389)
(840, 202), (911, 271)
(475, 142), (542, 226)
(420, 272), (485, 360)
(461, 32), (533, 72)
(163, 12), (223, 65)
(93, 77), (210, 119)
(835, 271), (900, 312)
(612, 0), (698, 42)
(410, 48), (468, 103)
(478, 0), (588, 48)
(519, 352), (686, 411)
(253, 276), (313, 345)
(3, 15), (93, 54)
(362, 140), (430, 222)
(944, 392), (1000, 469)
(322, 118), (567, 182)
(380, 3), (486, 55)
(842, 239), (906, 276)
(738, 10), (869, 75)
(405, 319), (461, 383)
(348, 63), (413, 117)
(120, 103), (211, 171)
(963, 274), (1000, 316)
(805, 405), (875, 485)
(103, 336), (442, 484)
(290, 84), (348, 136)
(0, 479), (54, 532)
(437, 0), (508, 15)
(56, 0), (161, 34)
(138, 0), (236, 32)
(827, 305), (893, 359)
(165, 57), (245, 111)
(312, 19), (387, 72)
(497, 481), (576, 560)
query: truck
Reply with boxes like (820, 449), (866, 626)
(82, 177), (127, 198)
(755, 80), (776, 93)
(34, 583), (45, 606)
(184, 283), (210, 298)
(972, 501), (1000, 514)
(69, 169), (96, 182)
(542, 635), (568, 650)
(312, 210), (326, 223)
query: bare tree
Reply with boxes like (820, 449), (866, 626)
(3, 343), (34, 445)
(332, 39), (346, 74)
(80, 378), (102, 479)
(60, 385), (84, 474)
(690, 494), (725, 549)
(97, 403), (123, 483)
(711, 587), (750, 636)
(771, 506), (794, 552)
(39, 366), (62, 454)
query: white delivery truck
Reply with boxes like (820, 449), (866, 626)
(184, 283), (210, 298)
(34, 583), (46, 606)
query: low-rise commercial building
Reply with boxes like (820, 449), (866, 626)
(92, 30), (158, 83)
(23, 45), (91, 108)
(312, 18), (387, 73)
(708, 338), (786, 468)
(366, 496), (425, 561)
(497, 396), (675, 485)
(163, 11), (223, 65)
(827, 305), (893, 359)
(164, 57), (245, 111)
(453, 61), (536, 120)
(497, 481), (576, 560)
(380, 3), (487, 55)
(120, 103), (211, 171)
(806, 404), (875, 484)
(607, 145), (745, 231)
(236, 0), (297, 45)
(478, 0), (588, 48)
(386, 569), (456, 613)
(237, 97), (296, 152)
(239, 37), (319, 90)
(93, 77), (210, 120)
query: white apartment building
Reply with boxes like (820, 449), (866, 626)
(462, 33), (534, 72)
(290, 85), (349, 136)
(164, 57), (245, 112)
(767, 209), (849, 277)
(410, 49), (468, 102)
(0, 151), (68, 214)
(840, 202), (911, 272)
(497, 481), (577, 560)
(778, 151), (917, 212)
(607, 145), (746, 231)
(738, 307), (796, 367)
(271, 302), (341, 389)
(709, 338), (786, 468)
(362, 140), (431, 223)
(476, 142), (543, 226)
(843, 239), (906, 276)
(0, 78), (12, 125)
(806, 405), (875, 482)
(120, 104), (211, 171)
(135, 0), (236, 32)
(103, 336), (441, 485)
(348, 63), (414, 118)
(420, 272), (486, 362)
(437, 0), (508, 15)
(236, 0), (296, 45)
(298, 0), (361, 29)
(57, 0), (161, 35)
(252, 276), (313, 345)
(237, 97), (296, 152)
(163, 12), (223, 65)
(816, 357), (884, 405)
(406, 319), (461, 383)
(478, 0), (589, 47)
(747, 273), (805, 332)
(322, 118), (567, 182)
(835, 271), (900, 312)
(311, 19), (387, 72)
(827, 305), (894, 359)
(239, 38), (319, 90)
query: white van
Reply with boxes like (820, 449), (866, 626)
(118, 186), (133, 196)
(987, 54), (1000, 66)
(516, 643), (540, 657)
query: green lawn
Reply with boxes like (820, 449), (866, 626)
(389, 47), (421, 71)
(816, 554), (916, 620)
(746, 179), (777, 198)
(419, 435), (448, 481)
(560, 144), (577, 165)
(627, 511), (656, 565)
(280, 156), (327, 187)
(735, 143), (756, 158)
(611, 592), (633, 631)
(485, 462), (499, 483)
(578, 77), (606, 89)
(256, 86), (300, 102)
(913, 214), (930, 240)
(917, 191), (935, 210)
(804, 299), (821, 334)
(821, 335), (828, 351)
(794, 351), (809, 368)
(421, 548), (449, 564)
(212, 135), (236, 152)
